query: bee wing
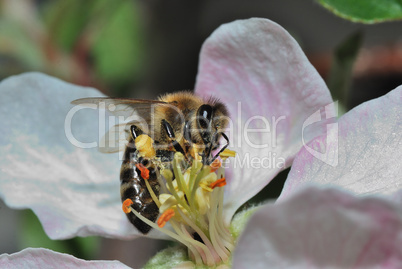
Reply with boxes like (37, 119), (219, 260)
(99, 123), (129, 153)
(72, 97), (171, 153)
(71, 97), (168, 121)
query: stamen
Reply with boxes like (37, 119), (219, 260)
(208, 190), (230, 261)
(145, 179), (161, 208)
(200, 183), (213, 193)
(219, 148), (236, 159)
(172, 153), (190, 198)
(135, 163), (161, 207)
(176, 207), (220, 262)
(157, 208), (175, 228)
(215, 187), (234, 250)
(170, 221), (210, 265)
(199, 172), (217, 192)
(161, 168), (173, 182)
(210, 178), (226, 189)
(122, 199), (133, 213)
(139, 151), (236, 267)
(130, 207), (203, 265)
(135, 163), (149, 180)
(189, 166), (211, 208)
(188, 160), (202, 195)
(210, 158), (222, 172)
(176, 223), (215, 266)
(165, 170), (191, 212)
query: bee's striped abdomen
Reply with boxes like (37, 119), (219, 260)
(120, 138), (160, 234)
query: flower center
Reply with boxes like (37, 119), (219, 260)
(123, 150), (236, 267)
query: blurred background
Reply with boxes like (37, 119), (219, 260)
(1, 0), (401, 268)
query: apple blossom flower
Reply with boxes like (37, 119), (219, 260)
(233, 85), (402, 269)
(0, 18), (401, 268)
(0, 248), (129, 269)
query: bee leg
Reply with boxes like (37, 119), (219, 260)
(161, 119), (187, 157)
(130, 125), (143, 139)
(202, 132), (217, 165)
(126, 125), (143, 149)
(208, 132), (229, 164)
(199, 151), (208, 165)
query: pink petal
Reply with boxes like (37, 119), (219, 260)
(0, 248), (129, 268)
(0, 73), (149, 239)
(233, 187), (402, 268)
(392, 189), (402, 205)
(195, 18), (334, 221)
(280, 86), (402, 201)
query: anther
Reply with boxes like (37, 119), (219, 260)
(210, 177), (226, 189)
(157, 208), (175, 228)
(210, 158), (221, 172)
(136, 163), (150, 180)
(122, 199), (133, 213)
(219, 149), (236, 158)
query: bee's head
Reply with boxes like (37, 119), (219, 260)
(186, 100), (229, 151)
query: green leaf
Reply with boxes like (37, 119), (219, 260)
(144, 246), (190, 269)
(317, 0), (402, 23)
(43, 0), (93, 50)
(327, 31), (363, 114)
(92, 1), (145, 87)
(0, 19), (45, 70)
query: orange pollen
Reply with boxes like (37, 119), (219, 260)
(135, 163), (150, 180)
(157, 209), (175, 228)
(210, 158), (222, 172)
(210, 177), (226, 189)
(122, 199), (134, 214)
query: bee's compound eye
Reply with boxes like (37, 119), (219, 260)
(197, 104), (213, 129)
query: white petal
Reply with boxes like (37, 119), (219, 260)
(233, 187), (402, 268)
(0, 73), (144, 239)
(0, 248), (130, 268)
(280, 85), (402, 201)
(195, 18), (334, 221)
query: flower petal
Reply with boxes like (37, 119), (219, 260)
(0, 248), (130, 268)
(280, 86), (402, 201)
(0, 73), (145, 239)
(393, 189), (402, 205)
(195, 18), (334, 221)
(233, 187), (402, 268)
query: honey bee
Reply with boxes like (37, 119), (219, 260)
(72, 91), (229, 234)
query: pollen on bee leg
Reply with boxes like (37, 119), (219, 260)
(134, 134), (156, 158)
(122, 199), (134, 213)
(157, 208), (175, 228)
(135, 163), (150, 180)
(210, 177), (226, 189)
